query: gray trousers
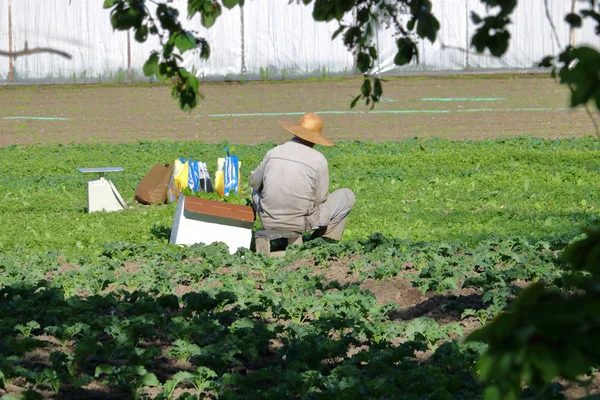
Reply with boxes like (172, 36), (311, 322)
(312, 188), (355, 240)
(253, 188), (355, 241)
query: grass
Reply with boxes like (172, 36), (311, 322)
(0, 136), (598, 261)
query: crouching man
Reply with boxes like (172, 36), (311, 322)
(250, 113), (355, 240)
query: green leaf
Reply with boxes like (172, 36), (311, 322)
(331, 24), (345, 40)
(530, 345), (560, 383)
(565, 13), (583, 28)
(488, 30), (510, 57)
(471, 29), (489, 53)
(570, 82), (595, 107)
(416, 13), (440, 43)
(562, 350), (589, 379)
(143, 53), (159, 77)
(141, 372), (161, 387)
(134, 25), (149, 43)
(201, 14), (216, 28)
(356, 52), (372, 73)
(538, 56), (554, 68)
(199, 39), (211, 59)
(175, 32), (197, 53)
(357, 8), (369, 23)
(361, 78), (372, 97)
(394, 38), (415, 65)
(95, 364), (115, 377)
(103, 0), (118, 8)
(368, 46), (377, 59)
(172, 371), (194, 384)
(22, 390), (43, 400)
(581, 10), (600, 24)
(482, 385), (502, 400)
(222, 0), (239, 9)
(201, 3), (222, 28)
(471, 12), (482, 24)
(312, 0), (332, 22)
(373, 78), (382, 99)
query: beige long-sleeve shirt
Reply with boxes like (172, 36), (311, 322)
(250, 139), (330, 232)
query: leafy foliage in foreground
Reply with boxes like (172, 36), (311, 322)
(468, 227), (600, 400)
(0, 231), (572, 399)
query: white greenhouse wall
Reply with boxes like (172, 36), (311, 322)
(242, 1), (354, 76)
(0, 0), (598, 82)
(0, 0), (8, 79)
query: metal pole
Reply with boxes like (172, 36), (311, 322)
(8, 0), (13, 81)
(352, 8), (358, 74)
(127, 30), (132, 81)
(240, 5), (246, 75)
(465, 0), (470, 70)
(375, 22), (381, 78)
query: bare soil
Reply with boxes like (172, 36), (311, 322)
(0, 75), (595, 147)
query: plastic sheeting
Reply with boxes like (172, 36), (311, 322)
(374, 0), (579, 73)
(0, 0), (9, 79)
(242, 1), (354, 76)
(9, 0), (128, 81)
(0, 0), (598, 82)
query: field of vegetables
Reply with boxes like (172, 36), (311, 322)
(1, 77), (600, 399)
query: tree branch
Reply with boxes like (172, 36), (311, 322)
(543, 0), (600, 140)
(0, 46), (72, 59)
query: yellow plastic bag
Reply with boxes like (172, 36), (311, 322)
(173, 159), (189, 192)
(215, 158), (242, 197)
(167, 159), (190, 203)
(215, 158), (225, 197)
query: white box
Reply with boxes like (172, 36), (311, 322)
(87, 178), (126, 213)
(79, 167), (125, 213)
(170, 196), (255, 254)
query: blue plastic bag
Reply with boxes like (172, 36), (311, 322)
(175, 157), (212, 194)
(188, 160), (201, 192)
(224, 149), (239, 195)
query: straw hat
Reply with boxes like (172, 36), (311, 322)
(279, 113), (335, 146)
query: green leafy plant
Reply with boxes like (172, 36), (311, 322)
(461, 308), (496, 326)
(95, 365), (160, 398)
(403, 318), (463, 350)
(14, 320), (40, 338)
(158, 371), (194, 400)
(30, 369), (61, 394)
(166, 339), (203, 362)
(468, 226), (600, 400)
(190, 366), (217, 393)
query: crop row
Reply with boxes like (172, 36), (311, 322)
(0, 232), (571, 399)
(1, 136), (599, 259)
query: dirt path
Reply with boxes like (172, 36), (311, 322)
(0, 75), (594, 146)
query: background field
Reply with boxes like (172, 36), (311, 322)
(1, 75), (599, 399)
(0, 75), (596, 147)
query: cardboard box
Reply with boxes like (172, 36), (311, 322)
(169, 196), (254, 254)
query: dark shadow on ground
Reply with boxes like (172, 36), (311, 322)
(391, 293), (485, 322)
(0, 282), (484, 400)
(149, 224), (172, 241)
